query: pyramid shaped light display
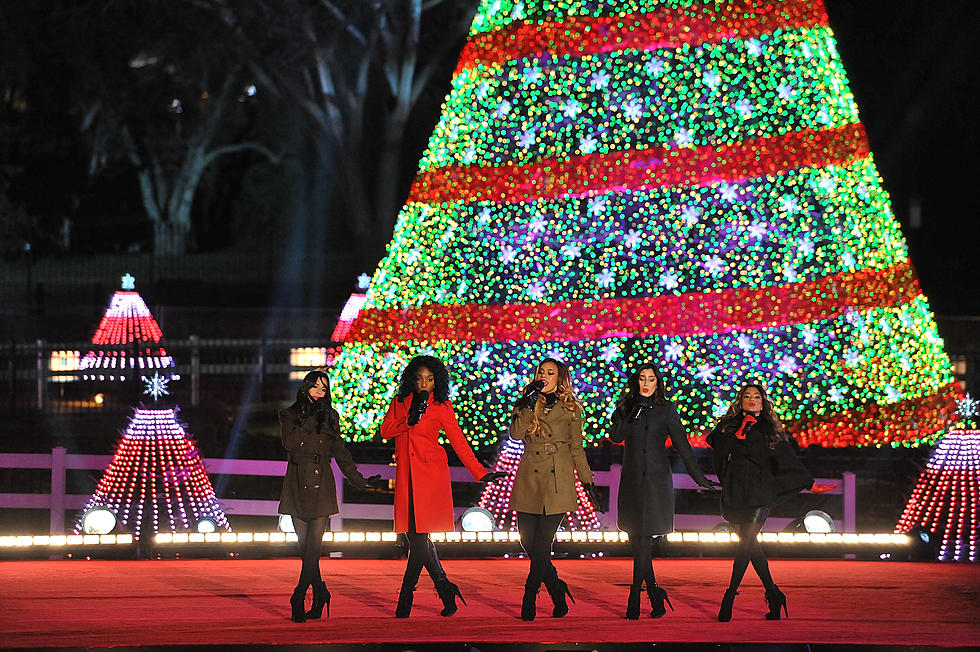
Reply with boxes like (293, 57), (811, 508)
(74, 373), (230, 539)
(79, 274), (176, 381)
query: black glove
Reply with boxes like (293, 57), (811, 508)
(582, 482), (603, 512)
(407, 390), (429, 426)
(517, 380), (546, 410)
(630, 400), (652, 420)
(695, 475), (721, 489)
(312, 397), (332, 413)
(480, 471), (508, 483)
(362, 474), (386, 490)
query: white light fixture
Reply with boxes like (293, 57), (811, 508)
(278, 515), (295, 533)
(802, 510), (835, 533)
(81, 508), (117, 535)
(196, 518), (217, 534)
(459, 507), (495, 532)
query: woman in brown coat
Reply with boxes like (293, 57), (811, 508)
(509, 357), (598, 621)
(279, 370), (379, 623)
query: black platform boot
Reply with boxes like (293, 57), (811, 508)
(433, 576), (467, 617)
(646, 583), (674, 618)
(718, 587), (738, 622)
(306, 580), (330, 619)
(626, 584), (642, 620)
(521, 576), (540, 621)
(542, 568), (574, 618)
(289, 585), (308, 623)
(764, 586), (788, 620)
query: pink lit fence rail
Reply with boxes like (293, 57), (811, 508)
(0, 448), (854, 534)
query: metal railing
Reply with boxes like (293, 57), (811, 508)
(0, 448), (855, 535)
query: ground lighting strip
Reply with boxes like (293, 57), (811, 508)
(0, 532), (910, 547)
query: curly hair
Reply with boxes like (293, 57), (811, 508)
(396, 355), (451, 403)
(611, 362), (667, 424)
(716, 383), (788, 448)
(293, 370), (340, 433)
(522, 357), (580, 437)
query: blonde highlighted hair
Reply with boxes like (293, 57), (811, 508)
(523, 357), (580, 437)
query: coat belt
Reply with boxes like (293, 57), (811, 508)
(289, 452), (321, 464)
(524, 441), (570, 455)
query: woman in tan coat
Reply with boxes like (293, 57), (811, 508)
(509, 357), (598, 621)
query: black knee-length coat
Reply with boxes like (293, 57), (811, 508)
(278, 401), (371, 520)
(706, 414), (813, 524)
(610, 401), (711, 536)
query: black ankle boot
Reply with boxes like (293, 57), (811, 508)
(646, 583), (673, 618)
(306, 581), (330, 619)
(290, 585), (307, 623)
(543, 572), (574, 618)
(395, 581), (416, 618)
(626, 584), (641, 620)
(521, 579), (540, 621)
(718, 587), (738, 622)
(434, 578), (466, 617)
(764, 586), (787, 620)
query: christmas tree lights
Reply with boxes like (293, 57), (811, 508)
(895, 430), (980, 562)
(74, 375), (230, 539)
(79, 274), (175, 381)
(332, 0), (960, 464)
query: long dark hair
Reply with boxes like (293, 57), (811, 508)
(293, 370), (340, 432)
(396, 355), (451, 403)
(612, 363), (667, 423)
(717, 383), (787, 448)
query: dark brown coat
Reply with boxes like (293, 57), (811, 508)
(278, 402), (369, 520)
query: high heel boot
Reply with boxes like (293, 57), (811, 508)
(521, 577), (540, 621)
(395, 580), (416, 618)
(306, 580), (330, 619)
(646, 583), (674, 618)
(626, 584), (642, 620)
(718, 587), (738, 622)
(542, 570), (574, 618)
(289, 585), (308, 623)
(764, 586), (788, 620)
(433, 577), (466, 617)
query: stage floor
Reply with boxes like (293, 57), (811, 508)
(1, 557), (977, 648)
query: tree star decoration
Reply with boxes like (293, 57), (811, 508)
(121, 273), (136, 290)
(144, 372), (171, 401)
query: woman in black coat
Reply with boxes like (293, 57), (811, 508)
(610, 363), (716, 619)
(706, 383), (834, 622)
(279, 370), (380, 623)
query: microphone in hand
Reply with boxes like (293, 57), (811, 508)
(518, 380), (546, 409)
(407, 390), (429, 426)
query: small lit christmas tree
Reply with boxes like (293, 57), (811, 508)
(79, 273), (176, 382)
(75, 373), (230, 539)
(895, 396), (980, 562)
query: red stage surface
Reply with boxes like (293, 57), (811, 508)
(1, 558), (977, 648)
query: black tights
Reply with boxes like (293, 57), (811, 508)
(293, 516), (329, 590)
(630, 534), (659, 587)
(728, 508), (775, 591)
(401, 532), (446, 587)
(517, 512), (565, 587)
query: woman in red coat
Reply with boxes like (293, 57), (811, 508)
(381, 355), (504, 618)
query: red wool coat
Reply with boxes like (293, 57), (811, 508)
(380, 395), (488, 533)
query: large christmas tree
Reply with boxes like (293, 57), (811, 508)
(332, 0), (960, 456)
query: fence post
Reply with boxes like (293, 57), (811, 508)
(189, 334), (200, 406)
(50, 446), (67, 534)
(843, 471), (856, 532)
(35, 338), (46, 410)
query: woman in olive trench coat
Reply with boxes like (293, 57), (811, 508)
(610, 363), (716, 620)
(279, 370), (379, 623)
(509, 357), (597, 621)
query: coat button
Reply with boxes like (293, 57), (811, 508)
(314, 469), (319, 474)
(313, 484), (320, 489)
(299, 441), (304, 446)
(534, 469), (538, 473)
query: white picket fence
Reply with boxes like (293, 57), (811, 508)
(0, 448), (855, 534)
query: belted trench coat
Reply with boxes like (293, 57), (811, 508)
(509, 401), (594, 515)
